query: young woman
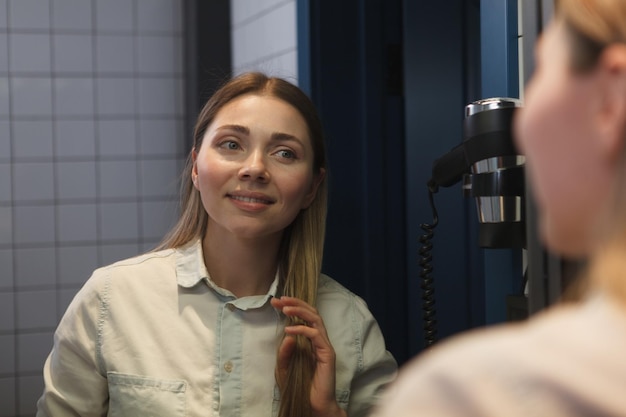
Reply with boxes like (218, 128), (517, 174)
(37, 73), (397, 417)
(375, 0), (626, 416)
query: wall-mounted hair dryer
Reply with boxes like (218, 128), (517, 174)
(429, 97), (525, 248)
(420, 97), (524, 347)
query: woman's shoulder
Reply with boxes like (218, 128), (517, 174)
(317, 273), (352, 294)
(86, 247), (179, 290)
(99, 247), (176, 272)
(390, 298), (618, 394)
(379, 298), (626, 416)
(404, 302), (586, 368)
(316, 274), (375, 321)
(101, 247), (177, 270)
(317, 274), (365, 302)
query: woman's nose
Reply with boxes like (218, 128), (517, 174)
(238, 151), (269, 182)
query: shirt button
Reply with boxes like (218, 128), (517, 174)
(227, 304), (235, 312)
(224, 361), (233, 373)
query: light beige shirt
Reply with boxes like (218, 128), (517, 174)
(37, 239), (397, 417)
(375, 293), (626, 417)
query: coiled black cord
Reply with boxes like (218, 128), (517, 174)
(419, 181), (439, 348)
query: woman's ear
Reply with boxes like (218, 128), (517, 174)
(596, 44), (626, 161)
(302, 168), (326, 209)
(191, 148), (199, 189)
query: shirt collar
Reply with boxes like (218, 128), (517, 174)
(175, 239), (280, 310)
(175, 239), (209, 288)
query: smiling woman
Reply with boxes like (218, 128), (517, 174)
(192, 94), (321, 245)
(36, 72), (397, 417)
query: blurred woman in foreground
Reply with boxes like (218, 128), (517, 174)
(375, 0), (626, 415)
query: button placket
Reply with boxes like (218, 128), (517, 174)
(216, 300), (243, 415)
(222, 302), (238, 375)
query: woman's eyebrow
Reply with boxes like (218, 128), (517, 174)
(271, 132), (302, 144)
(216, 124), (304, 146)
(217, 124), (249, 135)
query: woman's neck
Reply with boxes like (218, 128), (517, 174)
(201, 228), (282, 298)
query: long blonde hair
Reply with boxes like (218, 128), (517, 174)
(157, 72), (328, 417)
(557, 0), (626, 302)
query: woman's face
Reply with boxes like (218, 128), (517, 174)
(514, 20), (615, 257)
(192, 94), (323, 242)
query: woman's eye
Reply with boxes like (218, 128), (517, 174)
(219, 140), (240, 150)
(276, 149), (296, 159)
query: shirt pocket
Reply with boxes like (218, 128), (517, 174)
(107, 372), (187, 417)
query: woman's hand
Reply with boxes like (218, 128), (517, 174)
(271, 296), (347, 417)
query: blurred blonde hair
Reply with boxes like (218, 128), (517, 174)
(157, 72), (328, 417)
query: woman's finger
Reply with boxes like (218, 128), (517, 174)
(275, 334), (297, 389)
(271, 297), (324, 328)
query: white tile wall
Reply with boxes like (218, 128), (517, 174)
(14, 205), (55, 244)
(53, 34), (94, 73)
(12, 120), (54, 158)
(0, 334), (15, 373)
(0, 293), (14, 330)
(57, 203), (98, 242)
(15, 290), (57, 329)
(17, 332), (53, 373)
(9, 34), (51, 73)
(57, 245), (98, 285)
(141, 199), (177, 240)
(231, 0), (289, 26)
(138, 77), (183, 115)
(56, 162), (97, 199)
(13, 162), (55, 201)
(14, 247), (57, 287)
(96, 77), (136, 115)
(139, 118), (182, 155)
(99, 161), (139, 198)
(2, 1), (186, 414)
(0, 120), (10, 158)
(0, 34), (6, 73)
(0, 164), (10, 202)
(11, 78), (53, 116)
(51, 0), (92, 31)
(97, 120), (137, 156)
(0, 379), (16, 417)
(100, 201), (140, 240)
(96, 35), (134, 73)
(137, 0), (177, 33)
(138, 35), (183, 74)
(9, 0), (50, 30)
(0, 206), (12, 245)
(140, 159), (180, 197)
(17, 376), (44, 414)
(55, 120), (96, 157)
(95, 0), (133, 32)
(54, 78), (95, 116)
(0, 78), (8, 115)
(231, 0), (298, 81)
(0, 1), (7, 29)
(0, 249), (13, 290)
